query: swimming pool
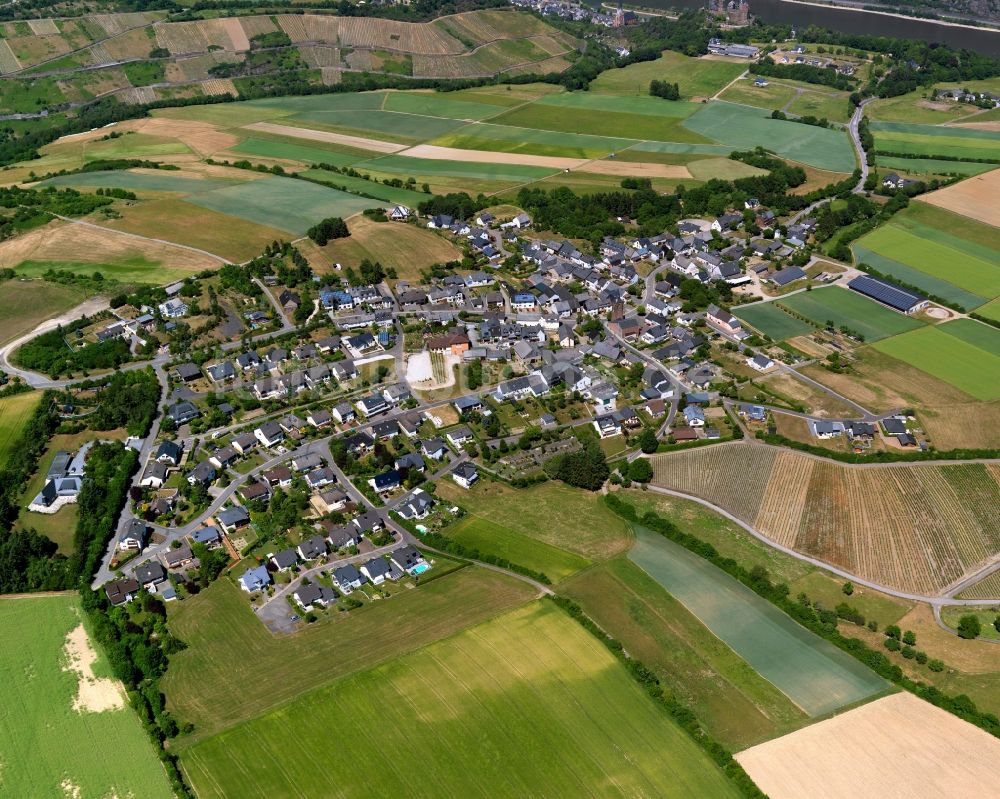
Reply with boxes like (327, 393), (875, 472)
(411, 563), (431, 575)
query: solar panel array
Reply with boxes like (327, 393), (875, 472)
(848, 275), (925, 313)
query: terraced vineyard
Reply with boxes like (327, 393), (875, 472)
(650, 443), (1000, 595)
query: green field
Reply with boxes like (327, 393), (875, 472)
(851, 247), (986, 310)
(0, 390), (40, 462)
(682, 102), (857, 172)
(382, 90), (503, 120)
(41, 170), (241, 193)
(180, 602), (743, 799)
(0, 595), (173, 798)
(628, 527), (889, 716)
(779, 286), (924, 342)
(13, 256), (186, 284)
(82, 133), (191, 161)
(164, 568), (537, 745)
(875, 156), (996, 176)
(591, 50), (746, 99)
(0, 278), (87, 345)
(872, 121), (1000, 160)
(446, 515), (591, 582)
(431, 121), (638, 159)
(290, 108), (466, 143)
(228, 136), (364, 166)
(786, 90), (853, 123)
(734, 300), (815, 340)
(300, 169), (430, 205)
(976, 297), (1000, 322)
(873, 320), (1000, 401)
(355, 153), (558, 182)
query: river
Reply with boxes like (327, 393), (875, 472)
(651, 0), (1000, 56)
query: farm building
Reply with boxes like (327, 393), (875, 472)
(848, 276), (928, 315)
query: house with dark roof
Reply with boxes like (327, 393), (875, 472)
(332, 563), (364, 593)
(297, 535), (327, 561)
(361, 557), (392, 585)
(294, 583), (337, 609)
(270, 549), (299, 572)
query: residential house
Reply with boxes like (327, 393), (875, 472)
(232, 433), (258, 456)
(422, 438), (447, 461)
(139, 461), (167, 489)
(683, 405), (706, 427)
(307, 409), (332, 429)
(294, 583), (337, 609)
(369, 469), (402, 493)
(118, 519), (148, 551)
(239, 565), (271, 593)
(452, 462), (478, 489)
(216, 506), (250, 534)
(164, 544), (194, 570)
(332, 401), (356, 424)
(135, 561), (166, 591)
(297, 534), (328, 561)
(361, 557), (392, 585)
(186, 460), (216, 487)
(209, 446), (238, 470)
(391, 546), (425, 574)
(332, 564), (364, 594)
(254, 421), (285, 448)
(747, 354), (774, 372)
(105, 578), (140, 606)
(270, 549), (298, 572)
(155, 440), (183, 466)
(174, 362), (201, 383)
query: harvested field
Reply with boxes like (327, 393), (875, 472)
(920, 167), (1000, 228)
(400, 143), (586, 168)
(135, 116), (239, 155)
(101, 28), (157, 62)
(736, 693), (1000, 799)
(0, 218), (220, 281)
(243, 121), (404, 153)
(0, 279), (88, 346)
(578, 159), (690, 178)
(650, 442), (1000, 595)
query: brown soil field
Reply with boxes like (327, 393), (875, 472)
(757, 370), (857, 416)
(135, 116), (240, 155)
(920, 167), (1000, 228)
(218, 17), (250, 51)
(400, 143), (584, 168)
(201, 78), (237, 97)
(321, 67), (341, 85)
(506, 55), (574, 77)
(0, 41), (22, 73)
(344, 49), (373, 71)
(88, 12), (157, 36)
(650, 442), (1000, 595)
(577, 159), (690, 179)
(736, 693), (1000, 799)
(303, 14), (339, 42)
(0, 219), (219, 274)
(243, 121), (404, 153)
(950, 120), (1000, 132)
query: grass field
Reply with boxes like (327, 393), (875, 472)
(431, 121), (638, 159)
(307, 214), (461, 279)
(446, 515), (591, 582)
(0, 390), (40, 462)
(851, 246), (988, 310)
(778, 286), (924, 342)
(872, 120), (1000, 160)
(300, 168), (430, 205)
(164, 567), (537, 745)
(227, 136), (366, 166)
(591, 50), (746, 99)
(876, 155), (996, 176)
(0, 595), (173, 798)
(873, 320), (1000, 401)
(0, 278), (87, 344)
(734, 300), (815, 340)
(563, 557), (809, 749)
(355, 152), (558, 183)
(180, 601), (742, 799)
(629, 526), (888, 716)
(853, 207), (1000, 307)
(683, 102), (857, 172)
(718, 77), (798, 110)
(435, 478), (632, 561)
(786, 89), (852, 123)
(649, 443), (1000, 595)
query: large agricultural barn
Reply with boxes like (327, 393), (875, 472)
(848, 275), (928, 315)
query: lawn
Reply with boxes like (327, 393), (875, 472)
(855, 219), (1000, 302)
(14, 256), (190, 285)
(591, 50), (746, 99)
(0, 595), (173, 798)
(163, 567), (537, 745)
(874, 321), (1000, 401)
(0, 278), (87, 345)
(82, 132), (191, 161)
(308, 214), (462, 279)
(563, 558), (809, 750)
(734, 300), (815, 340)
(629, 527), (890, 717)
(0, 390), (40, 462)
(180, 602), (743, 799)
(867, 90), (986, 124)
(683, 102), (858, 172)
(446, 515), (591, 582)
(434, 478), (632, 561)
(779, 286), (924, 342)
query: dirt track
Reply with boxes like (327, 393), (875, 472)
(736, 692), (1000, 799)
(243, 121), (407, 153)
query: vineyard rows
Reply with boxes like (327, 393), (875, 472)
(338, 18), (463, 54)
(238, 15), (280, 40)
(651, 444), (1000, 594)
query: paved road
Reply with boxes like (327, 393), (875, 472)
(642, 483), (999, 605)
(847, 98), (876, 194)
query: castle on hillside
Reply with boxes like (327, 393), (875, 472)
(708, 0), (750, 26)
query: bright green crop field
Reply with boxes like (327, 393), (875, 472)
(872, 121), (1000, 160)
(356, 153), (558, 182)
(591, 50), (746, 99)
(874, 320), (1000, 401)
(0, 390), (40, 462)
(734, 300), (815, 340)
(779, 286), (924, 342)
(628, 527), (889, 717)
(180, 602), (743, 799)
(432, 121), (638, 159)
(683, 102), (857, 172)
(228, 136), (364, 166)
(0, 595), (173, 798)
(445, 515), (591, 582)
(300, 169), (430, 205)
(875, 156), (996, 176)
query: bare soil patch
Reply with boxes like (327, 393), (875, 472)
(62, 623), (126, 713)
(920, 168), (1000, 228)
(136, 116), (240, 156)
(244, 121), (406, 153)
(578, 159), (690, 179)
(736, 692), (1000, 799)
(950, 120), (1000, 132)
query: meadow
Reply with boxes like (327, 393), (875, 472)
(431, 121), (638, 159)
(163, 567), (536, 745)
(871, 120), (1000, 160)
(853, 203), (1000, 309)
(734, 300), (815, 340)
(590, 50), (746, 99)
(875, 155), (996, 176)
(0, 278), (87, 344)
(355, 152), (558, 183)
(0, 390), (40, 462)
(650, 443), (1000, 595)
(682, 102), (857, 172)
(778, 286), (924, 342)
(628, 526), (888, 717)
(298, 168), (430, 205)
(0, 595), (173, 798)
(873, 320), (1000, 401)
(180, 601), (743, 799)
(445, 515), (591, 582)
(228, 136), (364, 166)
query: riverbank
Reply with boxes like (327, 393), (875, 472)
(778, 0), (1000, 33)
